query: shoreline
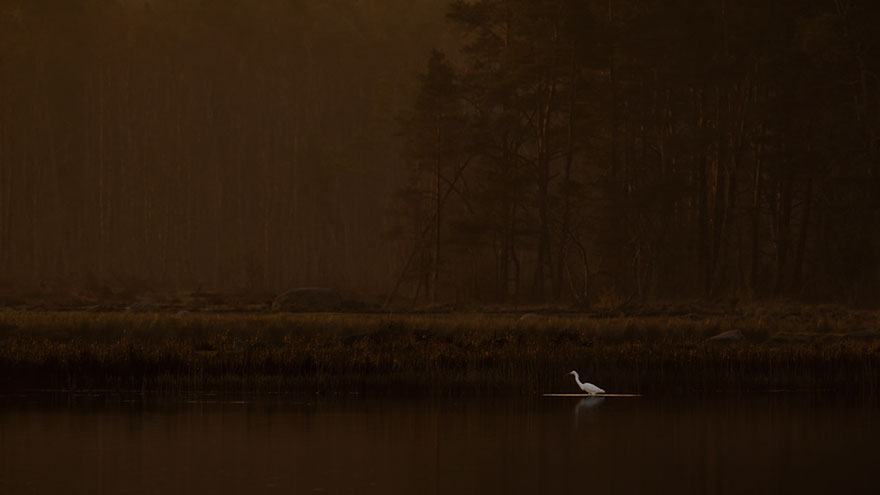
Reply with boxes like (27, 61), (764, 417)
(2, 309), (879, 396)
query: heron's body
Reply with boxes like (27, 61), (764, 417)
(569, 370), (605, 395)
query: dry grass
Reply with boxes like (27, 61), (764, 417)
(1, 308), (879, 396)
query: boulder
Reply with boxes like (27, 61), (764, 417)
(707, 329), (744, 342)
(272, 288), (343, 312)
(844, 329), (880, 340)
(517, 313), (547, 326)
(127, 301), (158, 314)
(770, 332), (813, 343)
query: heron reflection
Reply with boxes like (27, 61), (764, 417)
(573, 397), (604, 429)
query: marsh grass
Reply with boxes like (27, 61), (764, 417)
(1, 308), (878, 396)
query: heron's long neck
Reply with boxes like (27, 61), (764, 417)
(573, 372), (584, 387)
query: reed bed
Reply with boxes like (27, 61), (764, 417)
(1, 309), (878, 396)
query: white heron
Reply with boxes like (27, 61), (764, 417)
(568, 370), (605, 395)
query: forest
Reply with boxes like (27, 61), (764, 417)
(1, 0), (879, 308)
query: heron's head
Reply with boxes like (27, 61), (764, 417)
(568, 370), (577, 376)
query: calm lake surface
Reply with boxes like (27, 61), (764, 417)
(1, 393), (878, 494)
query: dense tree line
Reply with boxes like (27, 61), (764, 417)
(396, 0), (880, 307)
(0, 0), (449, 296)
(1, 0), (878, 307)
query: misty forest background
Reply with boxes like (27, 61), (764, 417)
(0, 0), (878, 308)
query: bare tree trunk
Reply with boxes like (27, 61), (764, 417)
(695, 87), (709, 295)
(569, 232), (591, 306)
(0, 78), (7, 279)
(510, 210), (521, 306)
(773, 178), (793, 294)
(709, 155), (726, 296)
(720, 148), (739, 294)
(532, 78), (557, 301)
(498, 210), (510, 302)
(533, 165), (551, 300)
(608, 0), (618, 180)
(750, 143), (762, 294)
(555, 66), (577, 299)
(792, 177), (813, 291)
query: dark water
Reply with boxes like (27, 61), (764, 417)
(1, 393), (878, 494)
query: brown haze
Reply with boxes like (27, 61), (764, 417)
(0, 0), (878, 307)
